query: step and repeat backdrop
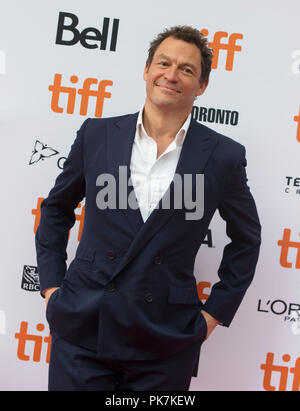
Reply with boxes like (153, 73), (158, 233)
(0, 0), (299, 391)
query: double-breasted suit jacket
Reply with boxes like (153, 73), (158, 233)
(36, 112), (261, 361)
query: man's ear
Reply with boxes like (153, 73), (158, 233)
(196, 79), (209, 97)
(143, 64), (149, 81)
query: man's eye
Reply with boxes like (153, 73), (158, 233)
(183, 67), (193, 74)
(158, 61), (168, 66)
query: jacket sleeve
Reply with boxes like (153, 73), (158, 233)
(202, 145), (261, 326)
(35, 119), (89, 295)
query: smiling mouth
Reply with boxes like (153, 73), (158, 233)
(155, 83), (181, 93)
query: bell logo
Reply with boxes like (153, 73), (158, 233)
(14, 322), (51, 363)
(56, 12), (120, 52)
(48, 73), (113, 117)
(294, 107), (300, 143)
(277, 229), (300, 269)
(200, 29), (243, 71)
(261, 352), (300, 391)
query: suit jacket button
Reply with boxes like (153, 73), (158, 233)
(105, 282), (115, 292)
(154, 256), (162, 265)
(144, 293), (153, 303)
(107, 251), (116, 260)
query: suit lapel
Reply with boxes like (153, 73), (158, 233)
(106, 112), (144, 234)
(109, 118), (220, 279)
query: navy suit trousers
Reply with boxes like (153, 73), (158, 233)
(48, 333), (202, 391)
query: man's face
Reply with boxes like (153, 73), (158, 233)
(143, 36), (208, 113)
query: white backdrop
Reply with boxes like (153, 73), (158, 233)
(0, 0), (299, 391)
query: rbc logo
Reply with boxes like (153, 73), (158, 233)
(21, 265), (40, 292)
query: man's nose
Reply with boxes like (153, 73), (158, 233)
(164, 66), (178, 82)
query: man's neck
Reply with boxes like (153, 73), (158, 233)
(142, 101), (191, 141)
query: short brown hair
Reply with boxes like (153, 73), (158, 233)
(146, 25), (213, 84)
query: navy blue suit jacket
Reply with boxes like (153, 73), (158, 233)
(36, 112), (261, 361)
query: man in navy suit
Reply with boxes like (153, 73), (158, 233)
(36, 25), (261, 391)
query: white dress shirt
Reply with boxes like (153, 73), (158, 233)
(130, 107), (191, 222)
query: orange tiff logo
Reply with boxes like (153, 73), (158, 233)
(277, 229), (300, 269)
(15, 322), (51, 363)
(197, 282), (211, 301)
(48, 73), (113, 117)
(32, 197), (85, 242)
(294, 107), (300, 143)
(261, 352), (300, 391)
(200, 29), (243, 71)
